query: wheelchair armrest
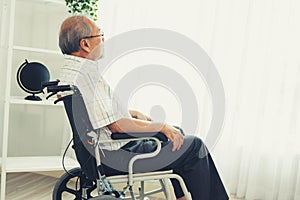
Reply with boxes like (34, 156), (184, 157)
(97, 133), (166, 186)
(111, 132), (168, 142)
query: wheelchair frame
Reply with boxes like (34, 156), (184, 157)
(43, 81), (192, 200)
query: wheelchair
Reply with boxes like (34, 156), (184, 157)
(43, 80), (192, 200)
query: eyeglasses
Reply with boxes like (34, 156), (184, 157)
(81, 31), (104, 39)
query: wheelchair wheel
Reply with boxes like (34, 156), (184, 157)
(88, 195), (120, 200)
(52, 167), (97, 200)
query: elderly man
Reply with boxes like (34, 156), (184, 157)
(58, 15), (228, 200)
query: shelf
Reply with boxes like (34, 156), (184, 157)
(18, 0), (65, 6)
(13, 45), (62, 55)
(9, 96), (63, 106)
(0, 156), (79, 173)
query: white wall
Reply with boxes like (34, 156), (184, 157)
(97, 0), (300, 199)
(99, 0), (215, 138)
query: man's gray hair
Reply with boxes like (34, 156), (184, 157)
(59, 15), (92, 54)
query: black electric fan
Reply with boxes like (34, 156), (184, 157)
(16, 59), (50, 101)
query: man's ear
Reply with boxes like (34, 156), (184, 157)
(79, 39), (91, 53)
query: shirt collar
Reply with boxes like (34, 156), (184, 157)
(64, 54), (98, 65)
(63, 54), (100, 74)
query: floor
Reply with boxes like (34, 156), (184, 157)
(4, 172), (241, 200)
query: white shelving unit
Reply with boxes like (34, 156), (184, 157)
(9, 96), (62, 105)
(0, 156), (78, 173)
(0, 0), (78, 199)
(13, 45), (62, 55)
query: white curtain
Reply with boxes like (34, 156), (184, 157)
(99, 0), (300, 199)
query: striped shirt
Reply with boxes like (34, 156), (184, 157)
(59, 55), (130, 150)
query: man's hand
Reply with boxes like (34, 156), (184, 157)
(129, 110), (152, 121)
(162, 124), (184, 151)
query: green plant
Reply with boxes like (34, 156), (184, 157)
(65, 0), (99, 21)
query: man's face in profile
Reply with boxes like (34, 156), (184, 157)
(86, 19), (104, 60)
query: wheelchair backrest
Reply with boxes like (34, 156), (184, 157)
(61, 91), (100, 181)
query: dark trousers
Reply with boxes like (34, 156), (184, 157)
(102, 135), (228, 200)
(164, 136), (228, 199)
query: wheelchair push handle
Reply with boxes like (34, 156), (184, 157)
(42, 80), (75, 101)
(47, 85), (72, 93)
(46, 85), (74, 103)
(41, 79), (60, 88)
